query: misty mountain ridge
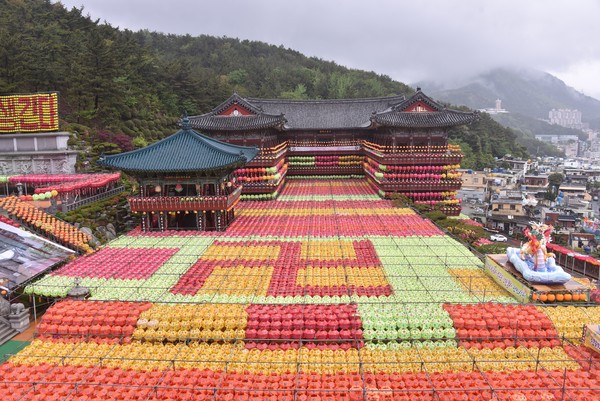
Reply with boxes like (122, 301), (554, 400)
(418, 67), (600, 125)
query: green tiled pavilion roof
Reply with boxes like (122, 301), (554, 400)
(98, 124), (258, 173)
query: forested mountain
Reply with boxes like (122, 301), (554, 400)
(1, 0), (528, 168)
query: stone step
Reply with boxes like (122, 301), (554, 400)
(0, 322), (18, 346)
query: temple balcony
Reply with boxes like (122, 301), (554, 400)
(245, 146), (288, 167)
(365, 170), (462, 191)
(241, 172), (287, 194)
(129, 186), (242, 213)
(377, 181), (463, 192)
(288, 166), (364, 175)
(363, 146), (463, 165)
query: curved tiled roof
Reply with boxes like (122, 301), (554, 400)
(391, 89), (446, 112)
(188, 90), (477, 131)
(188, 114), (287, 131)
(371, 89), (478, 128)
(246, 95), (407, 130)
(98, 125), (258, 173)
(371, 109), (478, 128)
(212, 92), (265, 115)
(188, 93), (287, 131)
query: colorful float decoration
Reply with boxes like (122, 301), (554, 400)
(506, 222), (571, 284)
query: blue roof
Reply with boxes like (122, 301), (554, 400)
(98, 126), (258, 173)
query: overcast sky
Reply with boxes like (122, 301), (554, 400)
(58, 0), (600, 99)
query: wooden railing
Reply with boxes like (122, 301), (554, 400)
(128, 186), (242, 212)
(363, 147), (463, 165)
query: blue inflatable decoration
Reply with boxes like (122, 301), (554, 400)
(506, 222), (571, 285)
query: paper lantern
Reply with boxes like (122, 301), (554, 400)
(175, 184), (183, 192)
(155, 185), (162, 193)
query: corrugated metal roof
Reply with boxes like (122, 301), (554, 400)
(98, 128), (258, 173)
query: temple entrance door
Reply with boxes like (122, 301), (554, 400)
(148, 213), (160, 231)
(177, 212), (198, 230)
(166, 212), (199, 230)
(205, 211), (215, 230)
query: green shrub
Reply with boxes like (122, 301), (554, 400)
(476, 243), (510, 254)
(424, 210), (447, 222)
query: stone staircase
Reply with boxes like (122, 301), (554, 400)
(0, 317), (18, 346)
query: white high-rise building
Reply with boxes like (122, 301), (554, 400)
(548, 108), (584, 129)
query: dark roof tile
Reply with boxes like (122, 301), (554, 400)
(188, 114), (286, 131)
(188, 90), (477, 131)
(246, 95), (407, 129)
(372, 110), (478, 128)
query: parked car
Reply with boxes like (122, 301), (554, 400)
(490, 234), (508, 242)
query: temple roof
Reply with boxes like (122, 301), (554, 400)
(371, 109), (478, 128)
(98, 120), (258, 173)
(188, 92), (287, 131)
(245, 95), (407, 130)
(370, 89), (478, 128)
(187, 90), (477, 131)
(389, 89), (446, 112)
(189, 114), (287, 131)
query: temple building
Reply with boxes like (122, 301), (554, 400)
(98, 117), (258, 231)
(189, 88), (477, 214)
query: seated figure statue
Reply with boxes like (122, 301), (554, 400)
(520, 222), (554, 272)
(506, 222), (571, 284)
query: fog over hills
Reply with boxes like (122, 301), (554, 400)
(418, 68), (600, 128)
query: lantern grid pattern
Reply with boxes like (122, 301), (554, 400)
(14, 179), (600, 401)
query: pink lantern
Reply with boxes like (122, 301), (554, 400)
(175, 184), (183, 193)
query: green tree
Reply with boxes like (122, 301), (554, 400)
(132, 136), (148, 149)
(281, 83), (309, 100)
(545, 172), (565, 201)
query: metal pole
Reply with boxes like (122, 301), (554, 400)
(33, 295), (37, 325)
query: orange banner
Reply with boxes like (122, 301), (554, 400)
(0, 92), (58, 133)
